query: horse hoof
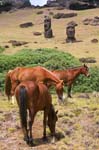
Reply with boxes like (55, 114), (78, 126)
(29, 142), (36, 147)
(28, 138), (36, 147)
(51, 137), (56, 144)
(68, 96), (72, 98)
(24, 136), (29, 144)
(42, 137), (48, 142)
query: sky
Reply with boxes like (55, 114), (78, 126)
(29, 0), (48, 6)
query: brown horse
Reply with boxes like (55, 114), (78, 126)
(51, 64), (90, 98)
(5, 66), (64, 103)
(15, 81), (58, 146)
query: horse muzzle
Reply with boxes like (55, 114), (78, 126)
(58, 96), (64, 103)
(87, 73), (90, 77)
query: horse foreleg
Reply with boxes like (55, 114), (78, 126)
(42, 109), (48, 141)
(67, 84), (72, 98)
(11, 95), (16, 104)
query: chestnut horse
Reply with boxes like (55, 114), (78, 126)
(5, 66), (64, 103)
(51, 64), (90, 98)
(15, 81), (58, 146)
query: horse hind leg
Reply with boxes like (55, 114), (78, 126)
(23, 127), (29, 144)
(28, 110), (36, 146)
(42, 109), (48, 141)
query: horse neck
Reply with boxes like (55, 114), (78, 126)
(70, 67), (82, 78)
(45, 70), (60, 85)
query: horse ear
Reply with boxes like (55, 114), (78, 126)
(84, 64), (87, 67)
(55, 110), (58, 114)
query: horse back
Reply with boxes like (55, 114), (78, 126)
(18, 67), (46, 82)
(38, 83), (52, 104)
(52, 70), (70, 81)
(15, 81), (52, 111)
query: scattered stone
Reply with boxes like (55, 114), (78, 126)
(53, 12), (77, 19)
(4, 45), (9, 48)
(79, 57), (96, 63)
(78, 93), (90, 99)
(0, 110), (3, 113)
(19, 22), (33, 28)
(8, 40), (28, 47)
(33, 32), (42, 36)
(36, 11), (43, 15)
(91, 39), (98, 43)
(49, 11), (54, 16)
(83, 16), (99, 26)
(54, 47), (58, 49)
(56, 7), (65, 10)
(34, 41), (38, 44)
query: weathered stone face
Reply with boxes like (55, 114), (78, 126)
(66, 26), (75, 38)
(44, 17), (51, 31)
(66, 21), (77, 43)
(44, 16), (53, 38)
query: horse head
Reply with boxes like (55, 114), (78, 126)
(81, 64), (90, 77)
(55, 80), (64, 103)
(48, 104), (58, 143)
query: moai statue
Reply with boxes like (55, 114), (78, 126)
(66, 21), (78, 43)
(44, 16), (53, 38)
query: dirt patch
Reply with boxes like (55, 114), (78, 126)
(1, 95), (99, 150)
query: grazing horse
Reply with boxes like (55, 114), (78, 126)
(51, 64), (90, 98)
(5, 66), (64, 103)
(15, 81), (58, 146)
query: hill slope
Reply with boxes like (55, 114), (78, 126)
(0, 7), (99, 66)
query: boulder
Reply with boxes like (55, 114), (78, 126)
(83, 17), (99, 26)
(79, 57), (96, 63)
(91, 39), (98, 43)
(33, 32), (42, 36)
(53, 12), (77, 19)
(20, 22), (33, 28)
(8, 40), (28, 46)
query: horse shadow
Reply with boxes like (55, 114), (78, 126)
(32, 132), (65, 147)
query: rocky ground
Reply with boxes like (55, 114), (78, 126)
(1, 94), (99, 150)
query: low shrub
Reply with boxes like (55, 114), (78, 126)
(0, 48), (99, 93)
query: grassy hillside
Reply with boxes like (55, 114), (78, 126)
(0, 7), (99, 67)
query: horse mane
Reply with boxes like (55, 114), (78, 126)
(67, 64), (88, 70)
(52, 65), (88, 72)
(41, 66), (60, 77)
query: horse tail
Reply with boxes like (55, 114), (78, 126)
(5, 73), (12, 100)
(19, 86), (27, 130)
